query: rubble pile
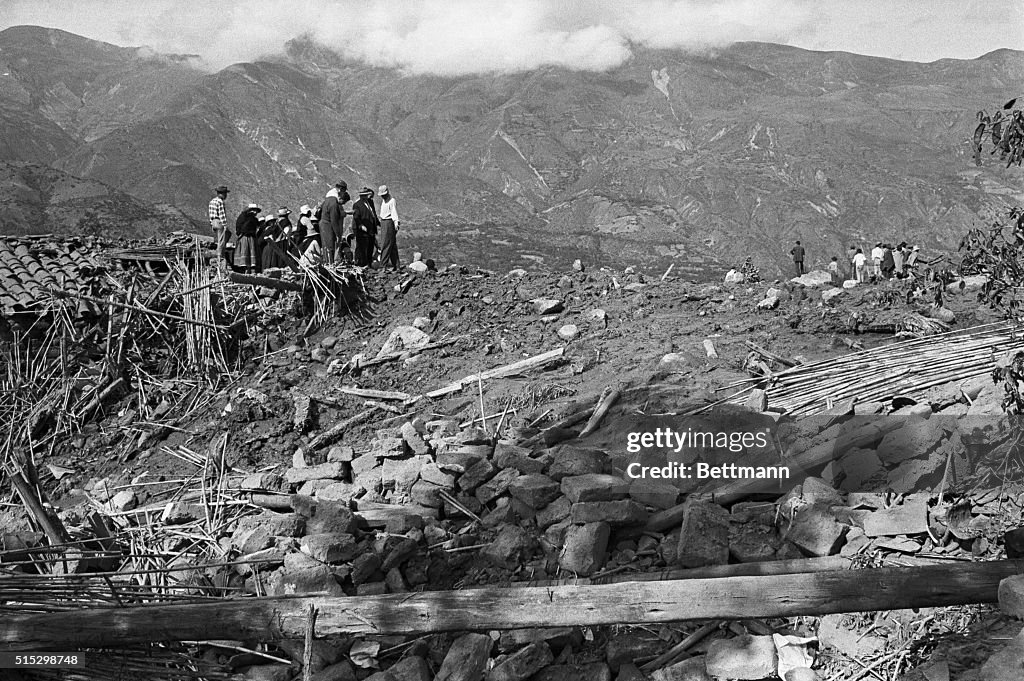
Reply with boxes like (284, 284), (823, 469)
(3, 249), (1024, 681)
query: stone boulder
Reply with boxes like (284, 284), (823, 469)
(790, 270), (832, 287)
(377, 326), (430, 357)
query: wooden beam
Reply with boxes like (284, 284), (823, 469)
(422, 348), (564, 399)
(3, 560), (1022, 651)
(228, 272), (303, 291)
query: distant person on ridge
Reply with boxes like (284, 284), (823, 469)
(320, 181), (347, 266)
(208, 185), (230, 268)
(376, 184), (401, 271)
(828, 256), (841, 285)
(852, 248), (867, 283)
(352, 187), (380, 267)
(906, 245), (920, 270)
(881, 244), (895, 279)
(871, 242), (884, 281)
(790, 240), (805, 276)
(234, 203), (261, 274)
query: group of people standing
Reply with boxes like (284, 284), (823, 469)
(786, 239), (921, 284)
(206, 181), (402, 275)
(842, 241), (920, 284)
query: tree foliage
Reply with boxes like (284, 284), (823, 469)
(973, 98), (1024, 167)
(958, 208), (1024, 316)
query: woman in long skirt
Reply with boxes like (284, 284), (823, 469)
(234, 203), (261, 274)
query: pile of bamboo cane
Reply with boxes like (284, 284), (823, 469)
(721, 320), (1024, 416)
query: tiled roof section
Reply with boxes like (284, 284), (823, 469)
(0, 237), (105, 317)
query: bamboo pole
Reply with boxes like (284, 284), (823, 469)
(3, 560), (1022, 650)
(48, 289), (228, 332)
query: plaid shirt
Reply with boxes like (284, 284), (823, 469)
(208, 196), (227, 228)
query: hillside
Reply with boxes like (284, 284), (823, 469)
(1, 26), (1024, 275)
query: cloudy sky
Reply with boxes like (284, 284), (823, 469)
(1, 0), (1020, 74)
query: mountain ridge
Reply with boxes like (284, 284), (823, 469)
(2, 25), (1023, 275)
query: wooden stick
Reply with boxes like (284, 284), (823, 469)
(422, 348), (564, 399)
(228, 272), (304, 292)
(477, 374), (488, 434)
(307, 407), (379, 451)
(743, 341), (796, 367)
(578, 389), (620, 438)
(641, 621), (718, 672)
(303, 603), (317, 681)
(338, 387), (413, 402)
(661, 263), (675, 281)
(4, 560), (1022, 650)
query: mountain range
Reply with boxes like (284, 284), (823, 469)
(1, 25), (1023, 276)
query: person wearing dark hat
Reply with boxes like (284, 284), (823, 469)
(208, 185), (230, 268)
(351, 187), (379, 267)
(320, 182), (349, 266)
(234, 203), (261, 274)
(376, 184), (401, 271)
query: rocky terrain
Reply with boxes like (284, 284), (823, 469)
(2, 26), (1024, 274)
(3, 242), (1024, 680)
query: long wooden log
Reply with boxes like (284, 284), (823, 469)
(3, 560), (1022, 651)
(228, 272), (304, 291)
(422, 348), (564, 399)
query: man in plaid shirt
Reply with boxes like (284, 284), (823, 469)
(208, 185), (230, 267)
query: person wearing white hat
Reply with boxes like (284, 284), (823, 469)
(234, 203), (261, 274)
(376, 184), (401, 271)
(298, 216), (322, 269)
(261, 207), (294, 270)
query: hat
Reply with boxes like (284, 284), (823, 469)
(358, 186), (374, 196)
(278, 207), (291, 217)
(335, 181), (347, 190)
(912, 245), (920, 251)
(875, 242), (882, 247)
(248, 203), (261, 212)
(299, 204), (311, 215)
(378, 184), (389, 195)
(215, 185), (230, 194)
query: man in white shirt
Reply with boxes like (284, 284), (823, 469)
(377, 184), (401, 271)
(870, 242), (884, 281)
(853, 248), (868, 283)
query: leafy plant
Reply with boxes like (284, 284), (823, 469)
(957, 208), (1024, 316)
(973, 98), (1024, 167)
(993, 351), (1024, 414)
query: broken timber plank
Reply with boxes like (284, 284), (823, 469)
(228, 272), (303, 291)
(4, 560), (1022, 650)
(353, 501), (439, 528)
(337, 386), (414, 402)
(422, 348), (564, 399)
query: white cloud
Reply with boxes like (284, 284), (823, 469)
(0, 0), (1019, 74)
